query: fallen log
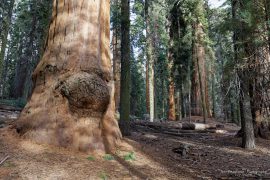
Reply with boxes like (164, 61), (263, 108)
(182, 123), (216, 130)
(0, 104), (22, 112)
(134, 122), (219, 132)
(163, 131), (210, 138)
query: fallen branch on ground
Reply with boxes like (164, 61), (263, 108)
(0, 155), (10, 166)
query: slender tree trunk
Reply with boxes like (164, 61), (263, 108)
(112, 0), (121, 112)
(240, 78), (255, 149)
(191, 26), (201, 116)
(188, 59), (192, 122)
(1, 46), (11, 98)
(146, 61), (150, 114)
(166, 7), (176, 121)
(119, 0), (131, 135)
(167, 45), (176, 121)
(205, 71), (211, 117)
(16, 0), (122, 153)
(13, 3), (37, 99)
(230, 102), (235, 123)
(204, 0), (212, 118)
(249, 78), (263, 137)
(145, 0), (155, 122)
(168, 74), (176, 121)
(264, 0), (270, 52)
(162, 79), (166, 119)
(231, 0), (255, 148)
(211, 73), (216, 118)
(181, 86), (185, 119)
(176, 89), (182, 121)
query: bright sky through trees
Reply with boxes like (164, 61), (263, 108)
(209, 0), (226, 8)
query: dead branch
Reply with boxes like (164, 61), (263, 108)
(0, 155), (10, 166)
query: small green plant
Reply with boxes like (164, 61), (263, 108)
(103, 154), (114, 161)
(86, 155), (95, 161)
(124, 152), (136, 161)
(98, 171), (108, 180)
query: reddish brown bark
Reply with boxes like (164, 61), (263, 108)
(168, 76), (176, 121)
(167, 41), (176, 121)
(15, 0), (122, 153)
(167, 5), (176, 121)
(191, 22), (210, 118)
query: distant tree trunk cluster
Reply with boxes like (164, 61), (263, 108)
(0, 0), (52, 102)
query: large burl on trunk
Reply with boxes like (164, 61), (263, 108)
(15, 0), (122, 153)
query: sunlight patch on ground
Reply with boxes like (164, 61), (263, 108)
(19, 141), (47, 154)
(256, 146), (270, 155)
(218, 147), (255, 156)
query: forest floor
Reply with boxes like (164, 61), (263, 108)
(0, 109), (270, 179)
(130, 117), (270, 179)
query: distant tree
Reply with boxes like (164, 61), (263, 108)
(119, 0), (131, 136)
(145, 0), (155, 122)
(111, 0), (121, 112)
(0, 0), (15, 97)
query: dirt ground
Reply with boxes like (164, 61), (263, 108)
(0, 128), (188, 180)
(0, 114), (270, 179)
(130, 117), (270, 179)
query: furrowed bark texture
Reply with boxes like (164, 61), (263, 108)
(191, 21), (209, 118)
(16, 0), (122, 153)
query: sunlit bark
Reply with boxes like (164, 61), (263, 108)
(16, 0), (122, 153)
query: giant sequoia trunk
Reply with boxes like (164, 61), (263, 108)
(191, 22), (208, 120)
(16, 0), (122, 153)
